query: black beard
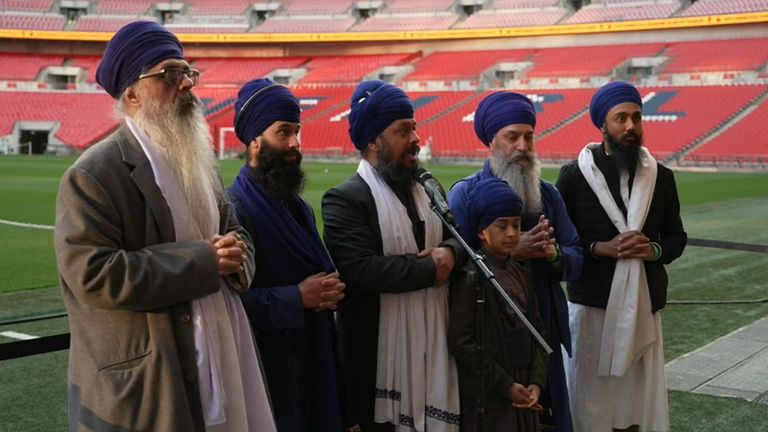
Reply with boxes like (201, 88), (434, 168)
(605, 130), (642, 171)
(375, 139), (420, 193)
(252, 138), (306, 201)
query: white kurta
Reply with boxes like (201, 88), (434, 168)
(357, 159), (460, 432)
(566, 143), (669, 432)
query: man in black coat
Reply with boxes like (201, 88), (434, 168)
(322, 80), (464, 431)
(556, 81), (686, 432)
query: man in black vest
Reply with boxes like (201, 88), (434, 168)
(556, 81), (686, 432)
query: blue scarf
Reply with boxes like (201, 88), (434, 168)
(232, 165), (344, 430)
(232, 165), (334, 283)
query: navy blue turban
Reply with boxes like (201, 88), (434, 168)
(467, 177), (523, 233)
(473, 91), (536, 147)
(348, 80), (414, 151)
(96, 21), (184, 99)
(589, 81), (643, 129)
(233, 78), (300, 145)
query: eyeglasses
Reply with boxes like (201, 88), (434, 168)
(137, 67), (200, 87)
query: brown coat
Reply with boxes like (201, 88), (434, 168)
(54, 125), (255, 432)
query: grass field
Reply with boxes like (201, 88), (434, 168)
(1, 155), (767, 431)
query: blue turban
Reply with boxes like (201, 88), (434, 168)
(233, 78), (300, 145)
(96, 21), (184, 99)
(473, 91), (536, 147)
(466, 177), (523, 234)
(589, 81), (643, 129)
(348, 80), (414, 151)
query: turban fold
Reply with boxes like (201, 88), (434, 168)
(589, 81), (643, 129)
(234, 78), (300, 145)
(466, 177), (523, 233)
(473, 91), (536, 147)
(348, 80), (414, 151)
(96, 21), (184, 99)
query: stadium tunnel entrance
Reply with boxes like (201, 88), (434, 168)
(19, 129), (49, 154)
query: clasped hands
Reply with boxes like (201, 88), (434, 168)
(513, 215), (558, 261)
(210, 231), (248, 276)
(599, 230), (655, 260)
(299, 272), (346, 311)
(507, 382), (543, 412)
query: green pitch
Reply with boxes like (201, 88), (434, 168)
(1, 155), (767, 431)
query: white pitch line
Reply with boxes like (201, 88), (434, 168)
(0, 331), (40, 340)
(0, 218), (54, 230)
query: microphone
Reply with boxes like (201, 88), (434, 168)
(413, 168), (456, 227)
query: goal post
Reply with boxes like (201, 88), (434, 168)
(218, 126), (235, 160)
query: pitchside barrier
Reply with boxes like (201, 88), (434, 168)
(1, 218), (766, 362)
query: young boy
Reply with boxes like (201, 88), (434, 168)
(448, 177), (548, 432)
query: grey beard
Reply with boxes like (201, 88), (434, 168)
(131, 95), (223, 237)
(490, 150), (543, 216)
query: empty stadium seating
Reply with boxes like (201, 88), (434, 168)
(487, 0), (561, 9)
(535, 86), (765, 160)
(74, 17), (154, 32)
(351, 13), (457, 31)
(280, 0), (354, 15)
(0, 13), (64, 30)
(190, 57), (309, 85)
(455, 9), (567, 28)
(254, 17), (355, 33)
(525, 43), (665, 77)
(95, 0), (153, 15)
(661, 38), (768, 73)
(385, 0), (455, 13)
(183, 0), (252, 15)
(0, 53), (65, 80)
(300, 54), (413, 84)
(2, 0), (54, 12)
(0, 92), (117, 149)
(405, 49), (535, 81)
(680, 0), (768, 16)
(688, 93), (768, 161)
(565, 2), (680, 24)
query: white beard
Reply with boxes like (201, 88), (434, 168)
(490, 149), (543, 216)
(132, 95), (222, 237)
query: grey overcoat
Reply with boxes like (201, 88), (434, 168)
(54, 125), (256, 432)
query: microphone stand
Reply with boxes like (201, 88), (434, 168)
(428, 204), (553, 432)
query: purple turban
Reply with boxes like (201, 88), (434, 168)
(589, 81), (643, 129)
(96, 21), (184, 99)
(467, 177), (523, 233)
(234, 78), (300, 145)
(473, 91), (536, 147)
(348, 80), (414, 151)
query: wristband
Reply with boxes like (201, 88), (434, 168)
(546, 243), (561, 263)
(650, 242), (662, 261)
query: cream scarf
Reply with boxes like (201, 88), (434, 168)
(577, 142), (658, 377)
(357, 159), (460, 432)
(128, 118), (275, 432)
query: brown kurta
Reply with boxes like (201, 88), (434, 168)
(448, 252), (548, 432)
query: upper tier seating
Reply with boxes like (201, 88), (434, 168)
(455, 9), (567, 28)
(0, 13), (64, 30)
(564, 2), (679, 23)
(680, 0), (768, 16)
(351, 13), (458, 31)
(254, 17), (355, 33)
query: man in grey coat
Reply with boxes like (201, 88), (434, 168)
(54, 21), (274, 432)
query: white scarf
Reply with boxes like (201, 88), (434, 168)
(128, 119), (275, 432)
(577, 143), (657, 378)
(357, 159), (460, 432)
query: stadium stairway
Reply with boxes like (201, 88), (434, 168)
(418, 89), (483, 126)
(673, 86), (768, 162)
(535, 106), (590, 141)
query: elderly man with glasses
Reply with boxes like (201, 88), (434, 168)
(54, 21), (274, 432)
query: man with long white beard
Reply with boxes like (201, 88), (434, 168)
(556, 81), (686, 432)
(448, 91), (582, 432)
(54, 21), (274, 432)
(322, 80), (463, 432)
(226, 78), (351, 432)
